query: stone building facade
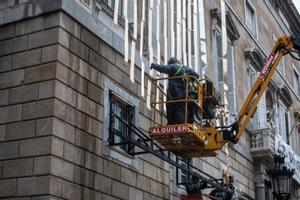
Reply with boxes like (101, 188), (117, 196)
(0, 0), (299, 200)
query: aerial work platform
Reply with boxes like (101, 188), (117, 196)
(149, 124), (220, 157)
(149, 76), (224, 158)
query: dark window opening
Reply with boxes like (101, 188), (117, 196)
(176, 158), (192, 185)
(103, 0), (124, 17)
(109, 91), (134, 154)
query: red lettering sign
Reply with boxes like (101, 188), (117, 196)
(258, 53), (275, 80)
(150, 125), (190, 136)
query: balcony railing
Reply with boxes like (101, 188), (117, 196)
(250, 128), (275, 161)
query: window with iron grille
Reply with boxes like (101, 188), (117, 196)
(109, 92), (134, 154)
(245, 0), (257, 37)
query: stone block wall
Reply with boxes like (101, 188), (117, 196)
(0, 11), (173, 200)
(0, 6), (259, 199)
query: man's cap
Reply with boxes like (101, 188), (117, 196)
(168, 57), (181, 65)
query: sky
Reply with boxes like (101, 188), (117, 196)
(293, 0), (300, 13)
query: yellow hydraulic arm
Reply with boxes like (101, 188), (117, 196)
(222, 36), (300, 144)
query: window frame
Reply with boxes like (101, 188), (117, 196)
(102, 0), (124, 17)
(244, 0), (258, 38)
(80, 0), (91, 7)
(109, 92), (135, 154)
(293, 63), (300, 96)
(277, 100), (289, 142)
(103, 79), (139, 168)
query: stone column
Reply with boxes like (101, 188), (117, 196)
(255, 182), (266, 200)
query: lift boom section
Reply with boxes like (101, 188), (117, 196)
(149, 36), (300, 158)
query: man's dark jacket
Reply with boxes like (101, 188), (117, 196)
(151, 58), (199, 100)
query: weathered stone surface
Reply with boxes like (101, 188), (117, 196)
(0, 89), (9, 106)
(69, 52), (79, 72)
(137, 174), (151, 192)
(78, 59), (97, 84)
(70, 36), (89, 61)
(83, 187), (102, 200)
(67, 69), (87, 94)
(24, 62), (56, 84)
(0, 125), (5, 141)
(51, 137), (64, 158)
(55, 81), (77, 107)
(0, 179), (17, 197)
(84, 151), (103, 173)
(88, 49), (103, 72)
(53, 99), (66, 120)
(17, 176), (50, 196)
(65, 105), (86, 129)
(81, 28), (98, 51)
(103, 159), (121, 180)
(49, 176), (63, 197)
(0, 36), (27, 56)
(75, 129), (94, 151)
(57, 45), (70, 67)
(0, 105), (22, 124)
(44, 12), (61, 29)
(3, 158), (34, 178)
(85, 116), (102, 138)
(56, 62), (68, 83)
(0, 55), (12, 72)
(58, 28), (70, 49)
(50, 156), (74, 181)
(121, 167), (136, 187)
(22, 99), (54, 120)
(0, 23), (15, 40)
(28, 28), (59, 49)
(107, 62), (122, 85)
(102, 194), (119, 200)
(9, 83), (38, 104)
(53, 117), (75, 143)
(62, 180), (82, 200)
(36, 117), (53, 136)
(77, 94), (96, 117)
(34, 156), (51, 175)
(98, 41), (115, 64)
(94, 137), (102, 156)
(12, 48), (41, 69)
(41, 45), (58, 63)
(95, 104), (104, 122)
(73, 166), (94, 188)
(112, 180), (129, 200)
(0, 69), (24, 89)
(63, 142), (84, 166)
(94, 173), (112, 194)
(19, 136), (52, 157)
(38, 80), (55, 99)
(6, 120), (36, 140)
(0, 141), (19, 160)
(16, 16), (44, 35)
(87, 83), (102, 103)
(128, 187), (143, 200)
(60, 12), (81, 38)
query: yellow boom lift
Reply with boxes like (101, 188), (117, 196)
(149, 36), (300, 158)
